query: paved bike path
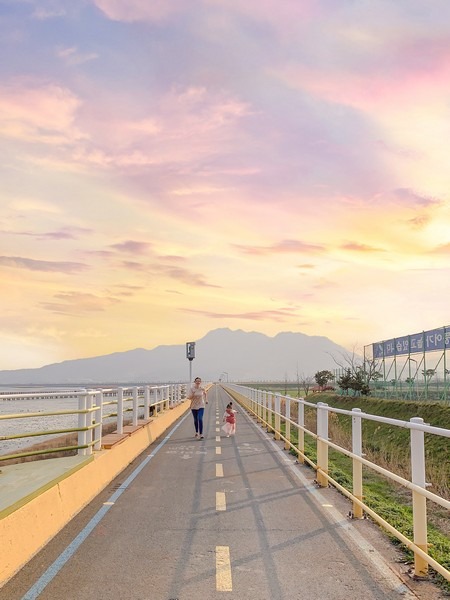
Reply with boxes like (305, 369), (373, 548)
(0, 385), (416, 600)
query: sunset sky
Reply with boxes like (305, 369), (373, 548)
(1, 0), (449, 370)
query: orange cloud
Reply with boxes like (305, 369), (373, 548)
(430, 243), (450, 254)
(340, 242), (385, 253)
(236, 239), (325, 256)
(41, 292), (120, 314)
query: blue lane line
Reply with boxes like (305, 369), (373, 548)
(21, 413), (190, 600)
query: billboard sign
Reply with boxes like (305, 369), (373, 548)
(372, 327), (450, 359)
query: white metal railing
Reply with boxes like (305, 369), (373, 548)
(0, 383), (187, 461)
(225, 383), (450, 583)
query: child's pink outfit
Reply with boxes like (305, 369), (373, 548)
(222, 408), (236, 436)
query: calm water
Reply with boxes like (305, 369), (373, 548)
(0, 395), (81, 455)
(0, 383), (179, 456)
(0, 386), (123, 456)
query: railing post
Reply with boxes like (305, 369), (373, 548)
(297, 398), (305, 463)
(410, 417), (428, 578)
(154, 387), (159, 416)
(267, 393), (273, 432)
(78, 390), (88, 456)
(285, 396), (291, 450)
(117, 387), (124, 434)
(257, 390), (262, 422)
(144, 385), (150, 420)
(316, 402), (329, 487)
(262, 391), (267, 426)
(132, 386), (139, 426)
(297, 398), (304, 463)
(166, 386), (170, 410)
(94, 390), (103, 451)
(351, 408), (363, 518)
(274, 394), (281, 440)
(86, 391), (94, 455)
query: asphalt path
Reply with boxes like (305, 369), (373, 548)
(0, 384), (417, 600)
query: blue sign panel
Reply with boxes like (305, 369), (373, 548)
(372, 327), (449, 359)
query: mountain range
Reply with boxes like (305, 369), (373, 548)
(0, 328), (354, 385)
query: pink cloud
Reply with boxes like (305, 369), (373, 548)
(154, 265), (221, 288)
(121, 261), (146, 271)
(71, 86), (251, 174)
(111, 240), (153, 254)
(0, 226), (92, 240)
(93, 0), (316, 26)
(276, 37), (450, 111)
(0, 80), (83, 143)
(0, 256), (88, 273)
(93, 0), (184, 22)
(392, 188), (439, 208)
(182, 306), (298, 322)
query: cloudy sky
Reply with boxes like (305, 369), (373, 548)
(1, 0), (449, 370)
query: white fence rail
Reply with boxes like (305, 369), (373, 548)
(225, 383), (450, 583)
(0, 384), (187, 461)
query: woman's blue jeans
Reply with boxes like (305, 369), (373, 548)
(191, 408), (204, 435)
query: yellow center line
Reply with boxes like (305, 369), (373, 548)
(216, 463), (223, 477)
(216, 546), (233, 591)
(216, 446), (222, 455)
(216, 491), (227, 511)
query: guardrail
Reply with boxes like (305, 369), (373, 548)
(225, 384), (450, 584)
(0, 384), (187, 462)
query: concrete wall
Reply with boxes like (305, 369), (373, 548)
(0, 401), (190, 586)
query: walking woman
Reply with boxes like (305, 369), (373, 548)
(188, 377), (207, 439)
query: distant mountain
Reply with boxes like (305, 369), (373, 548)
(0, 328), (355, 385)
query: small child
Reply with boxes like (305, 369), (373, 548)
(222, 402), (237, 437)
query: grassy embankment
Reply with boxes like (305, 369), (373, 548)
(252, 386), (450, 592)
